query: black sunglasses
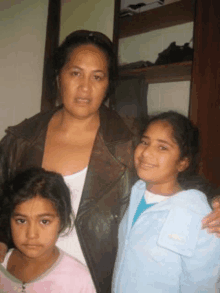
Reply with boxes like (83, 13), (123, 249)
(65, 30), (113, 48)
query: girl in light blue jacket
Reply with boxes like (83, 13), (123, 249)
(112, 111), (220, 293)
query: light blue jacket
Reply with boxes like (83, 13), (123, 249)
(112, 180), (220, 293)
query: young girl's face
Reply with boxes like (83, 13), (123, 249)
(134, 120), (188, 195)
(11, 195), (60, 260)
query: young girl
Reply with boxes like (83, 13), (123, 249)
(112, 111), (220, 293)
(0, 168), (95, 293)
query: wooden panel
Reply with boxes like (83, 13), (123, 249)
(113, 0), (121, 56)
(41, 0), (61, 112)
(119, 61), (192, 83)
(119, 0), (194, 39)
(189, 0), (220, 187)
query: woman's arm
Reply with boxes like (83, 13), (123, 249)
(0, 132), (18, 189)
(0, 133), (18, 259)
(0, 242), (7, 262)
(202, 197), (220, 236)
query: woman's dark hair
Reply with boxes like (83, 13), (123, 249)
(53, 30), (118, 99)
(143, 111), (212, 193)
(0, 168), (74, 243)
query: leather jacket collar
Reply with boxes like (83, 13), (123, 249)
(6, 105), (133, 145)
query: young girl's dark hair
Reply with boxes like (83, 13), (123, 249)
(53, 30), (117, 99)
(0, 168), (74, 244)
(144, 111), (213, 195)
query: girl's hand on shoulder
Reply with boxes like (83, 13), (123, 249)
(0, 242), (7, 263)
(202, 197), (220, 237)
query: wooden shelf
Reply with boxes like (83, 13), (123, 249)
(119, 0), (194, 39)
(119, 61), (192, 83)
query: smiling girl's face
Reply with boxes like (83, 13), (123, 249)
(11, 195), (60, 261)
(134, 121), (188, 195)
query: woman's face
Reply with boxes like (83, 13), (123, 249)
(58, 44), (109, 120)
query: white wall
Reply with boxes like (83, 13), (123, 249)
(60, 0), (115, 42)
(119, 22), (194, 117)
(0, 0), (48, 139)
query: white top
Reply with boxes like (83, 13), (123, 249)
(145, 189), (174, 204)
(0, 248), (96, 293)
(56, 167), (88, 266)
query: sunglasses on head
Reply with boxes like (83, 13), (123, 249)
(65, 30), (113, 48)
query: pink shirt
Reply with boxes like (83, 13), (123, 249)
(0, 249), (96, 293)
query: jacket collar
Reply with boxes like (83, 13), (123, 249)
(99, 105), (133, 144)
(6, 105), (133, 145)
(128, 181), (210, 257)
(76, 106), (134, 219)
(5, 107), (59, 142)
(77, 132), (127, 211)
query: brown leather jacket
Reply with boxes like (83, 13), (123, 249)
(0, 105), (139, 293)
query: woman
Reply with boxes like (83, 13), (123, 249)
(0, 30), (219, 293)
(0, 30), (138, 293)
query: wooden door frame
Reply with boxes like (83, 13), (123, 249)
(189, 0), (220, 187)
(41, 0), (61, 113)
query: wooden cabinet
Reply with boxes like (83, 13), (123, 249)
(113, 0), (194, 83)
(118, 0), (194, 38)
(119, 61), (192, 83)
